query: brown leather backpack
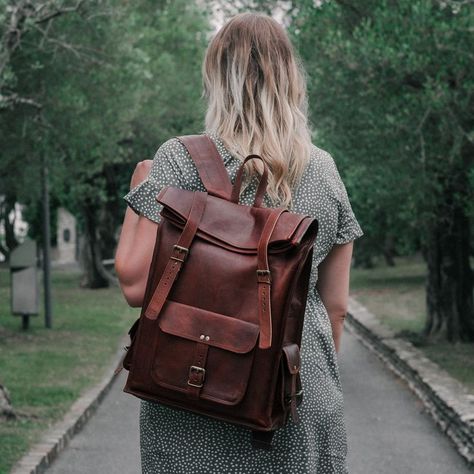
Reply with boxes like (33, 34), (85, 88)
(121, 134), (318, 449)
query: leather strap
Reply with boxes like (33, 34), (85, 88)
(144, 191), (208, 320)
(187, 342), (209, 399)
(289, 372), (299, 423)
(256, 208), (287, 349)
(282, 343), (301, 422)
(177, 135), (233, 200)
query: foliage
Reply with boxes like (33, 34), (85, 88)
(292, 0), (473, 258)
(291, 0), (474, 340)
(2, 0), (473, 337)
(0, 0), (210, 283)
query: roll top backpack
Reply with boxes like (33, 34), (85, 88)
(121, 134), (318, 449)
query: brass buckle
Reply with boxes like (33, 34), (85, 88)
(187, 365), (205, 388)
(170, 245), (189, 263)
(285, 389), (303, 405)
(285, 389), (304, 405)
(256, 269), (271, 283)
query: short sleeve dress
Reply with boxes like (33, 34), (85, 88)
(123, 131), (364, 474)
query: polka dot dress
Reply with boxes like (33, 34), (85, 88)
(123, 131), (364, 474)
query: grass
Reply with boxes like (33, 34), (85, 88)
(350, 254), (474, 394)
(0, 267), (137, 474)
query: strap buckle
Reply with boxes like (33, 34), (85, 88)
(285, 389), (304, 405)
(170, 245), (189, 263)
(187, 365), (206, 388)
(256, 269), (271, 284)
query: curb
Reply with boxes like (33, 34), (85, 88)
(346, 297), (474, 468)
(10, 338), (128, 474)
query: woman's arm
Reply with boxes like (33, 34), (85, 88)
(316, 241), (354, 353)
(115, 160), (158, 307)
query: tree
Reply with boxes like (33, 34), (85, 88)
(0, 0), (86, 261)
(292, 0), (474, 341)
(1, 0), (211, 286)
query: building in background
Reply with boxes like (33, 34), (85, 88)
(52, 207), (78, 264)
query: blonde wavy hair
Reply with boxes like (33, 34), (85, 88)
(203, 12), (313, 208)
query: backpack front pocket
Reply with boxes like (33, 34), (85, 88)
(151, 300), (259, 406)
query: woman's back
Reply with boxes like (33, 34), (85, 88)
(116, 11), (363, 474)
(124, 131), (362, 473)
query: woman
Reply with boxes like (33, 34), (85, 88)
(115, 12), (363, 474)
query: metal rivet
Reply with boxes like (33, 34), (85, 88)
(199, 335), (205, 340)
(205, 335), (210, 341)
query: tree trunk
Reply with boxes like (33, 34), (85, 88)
(353, 250), (374, 268)
(0, 383), (16, 419)
(79, 203), (109, 289)
(383, 234), (396, 267)
(423, 177), (474, 342)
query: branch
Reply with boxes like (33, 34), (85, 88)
(445, 105), (473, 144)
(0, 1), (33, 76)
(415, 107), (432, 134)
(29, 24), (109, 65)
(438, 0), (474, 7)
(34, 0), (86, 24)
(0, 384), (16, 420)
(0, 0), (88, 78)
(0, 93), (42, 110)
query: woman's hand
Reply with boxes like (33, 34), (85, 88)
(130, 160), (153, 189)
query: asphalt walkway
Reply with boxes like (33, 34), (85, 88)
(45, 329), (472, 474)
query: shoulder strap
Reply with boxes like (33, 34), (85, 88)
(177, 134), (233, 200)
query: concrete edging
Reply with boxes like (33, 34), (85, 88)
(346, 297), (474, 467)
(10, 338), (128, 474)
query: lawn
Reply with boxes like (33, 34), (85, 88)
(0, 267), (137, 474)
(350, 254), (474, 393)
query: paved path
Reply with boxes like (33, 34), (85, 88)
(46, 330), (472, 474)
(339, 331), (472, 473)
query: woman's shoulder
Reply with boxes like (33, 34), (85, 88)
(156, 133), (234, 166)
(308, 143), (339, 174)
(154, 136), (189, 163)
(152, 136), (208, 189)
(302, 143), (343, 192)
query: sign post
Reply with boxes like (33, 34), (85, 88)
(41, 153), (52, 329)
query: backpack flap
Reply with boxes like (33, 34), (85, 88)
(157, 186), (316, 254)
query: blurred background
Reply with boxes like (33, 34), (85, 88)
(0, 1), (473, 473)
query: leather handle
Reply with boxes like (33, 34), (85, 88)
(231, 155), (268, 207)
